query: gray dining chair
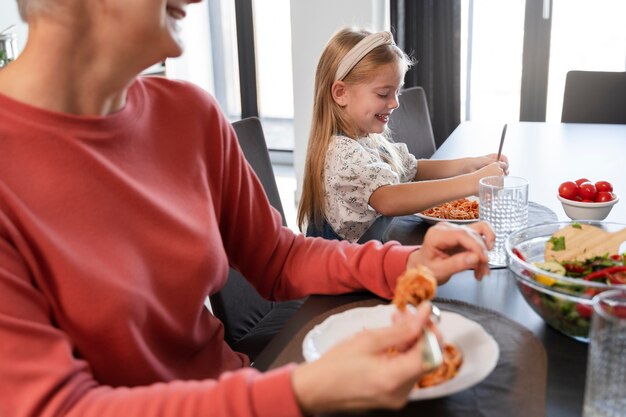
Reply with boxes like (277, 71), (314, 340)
(561, 70), (626, 124)
(209, 117), (304, 361)
(388, 86), (437, 159)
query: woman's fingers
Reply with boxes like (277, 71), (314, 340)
(361, 302), (431, 353)
(410, 221), (494, 283)
(292, 302), (434, 414)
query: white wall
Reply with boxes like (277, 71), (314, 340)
(0, 2), (28, 54)
(289, 0), (387, 200)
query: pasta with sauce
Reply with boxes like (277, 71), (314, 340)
(392, 266), (463, 389)
(421, 198), (479, 220)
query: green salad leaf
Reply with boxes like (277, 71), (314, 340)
(549, 236), (566, 251)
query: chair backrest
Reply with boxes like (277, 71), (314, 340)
(388, 86), (437, 159)
(231, 117), (287, 226)
(209, 117), (296, 359)
(561, 71), (626, 124)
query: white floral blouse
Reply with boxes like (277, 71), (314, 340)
(323, 134), (418, 242)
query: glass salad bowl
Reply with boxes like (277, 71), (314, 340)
(506, 221), (626, 342)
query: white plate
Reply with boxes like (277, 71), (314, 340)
(415, 196), (479, 225)
(302, 304), (499, 401)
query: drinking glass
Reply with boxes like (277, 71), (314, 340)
(0, 32), (18, 68)
(479, 176), (529, 267)
(583, 290), (626, 417)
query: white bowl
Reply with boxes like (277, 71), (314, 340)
(557, 194), (619, 221)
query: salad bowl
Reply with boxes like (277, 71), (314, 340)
(505, 221), (626, 342)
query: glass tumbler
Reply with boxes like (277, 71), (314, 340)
(0, 32), (18, 68)
(583, 290), (626, 417)
(479, 175), (529, 267)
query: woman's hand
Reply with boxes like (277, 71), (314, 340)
(406, 221), (494, 284)
(292, 303), (432, 414)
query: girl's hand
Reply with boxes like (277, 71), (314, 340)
(470, 162), (505, 194)
(406, 221), (495, 284)
(292, 303), (432, 414)
(473, 154), (509, 175)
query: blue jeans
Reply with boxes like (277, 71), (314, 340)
(305, 219), (343, 241)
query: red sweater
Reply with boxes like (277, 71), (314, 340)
(0, 77), (415, 417)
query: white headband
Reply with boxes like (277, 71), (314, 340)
(334, 31), (395, 82)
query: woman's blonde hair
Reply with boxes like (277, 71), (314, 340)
(297, 27), (414, 232)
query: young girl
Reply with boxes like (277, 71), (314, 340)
(297, 27), (508, 242)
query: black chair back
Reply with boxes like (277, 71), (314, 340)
(209, 117), (302, 361)
(561, 70), (626, 124)
(388, 86), (437, 158)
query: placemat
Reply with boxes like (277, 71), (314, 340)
(269, 298), (547, 417)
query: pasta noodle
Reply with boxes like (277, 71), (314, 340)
(417, 344), (463, 388)
(392, 266), (437, 312)
(391, 266), (463, 389)
(421, 198), (479, 220)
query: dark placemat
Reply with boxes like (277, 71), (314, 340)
(269, 298), (547, 417)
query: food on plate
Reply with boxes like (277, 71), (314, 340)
(544, 223), (626, 262)
(391, 266), (463, 388)
(558, 178), (615, 203)
(420, 198), (479, 220)
(392, 265), (437, 311)
(511, 224), (626, 337)
(417, 344), (463, 388)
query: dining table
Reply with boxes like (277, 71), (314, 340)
(253, 122), (626, 417)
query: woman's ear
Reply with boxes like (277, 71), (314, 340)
(331, 81), (348, 107)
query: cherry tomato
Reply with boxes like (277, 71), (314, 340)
(575, 178), (591, 187)
(613, 305), (626, 319)
(595, 191), (614, 203)
(578, 182), (597, 201)
(595, 180), (613, 193)
(512, 247), (526, 261)
(576, 303), (593, 319)
(558, 181), (579, 200)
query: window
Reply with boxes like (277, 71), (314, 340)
(545, 0), (626, 121)
(461, 0), (626, 122)
(461, 0), (526, 122)
(253, 0), (295, 151)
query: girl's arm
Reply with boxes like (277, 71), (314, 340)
(369, 161), (504, 216)
(415, 153), (509, 180)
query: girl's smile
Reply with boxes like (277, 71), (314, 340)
(339, 63), (404, 137)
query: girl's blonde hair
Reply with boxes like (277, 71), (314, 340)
(297, 27), (414, 232)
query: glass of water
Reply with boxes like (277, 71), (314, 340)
(479, 175), (529, 267)
(583, 290), (626, 417)
(0, 32), (18, 68)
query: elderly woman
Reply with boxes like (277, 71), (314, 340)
(0, 1), (494, 416)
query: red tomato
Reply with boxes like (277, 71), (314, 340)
(578, 182), (598, 201)
(595, 180), (613, 193)
(595, 191), (614, 203)
(576, 303), (593, 319)
(575, 178), (591, 187)
(613, 305), (626, 319)
(558, 181), (579, 200)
